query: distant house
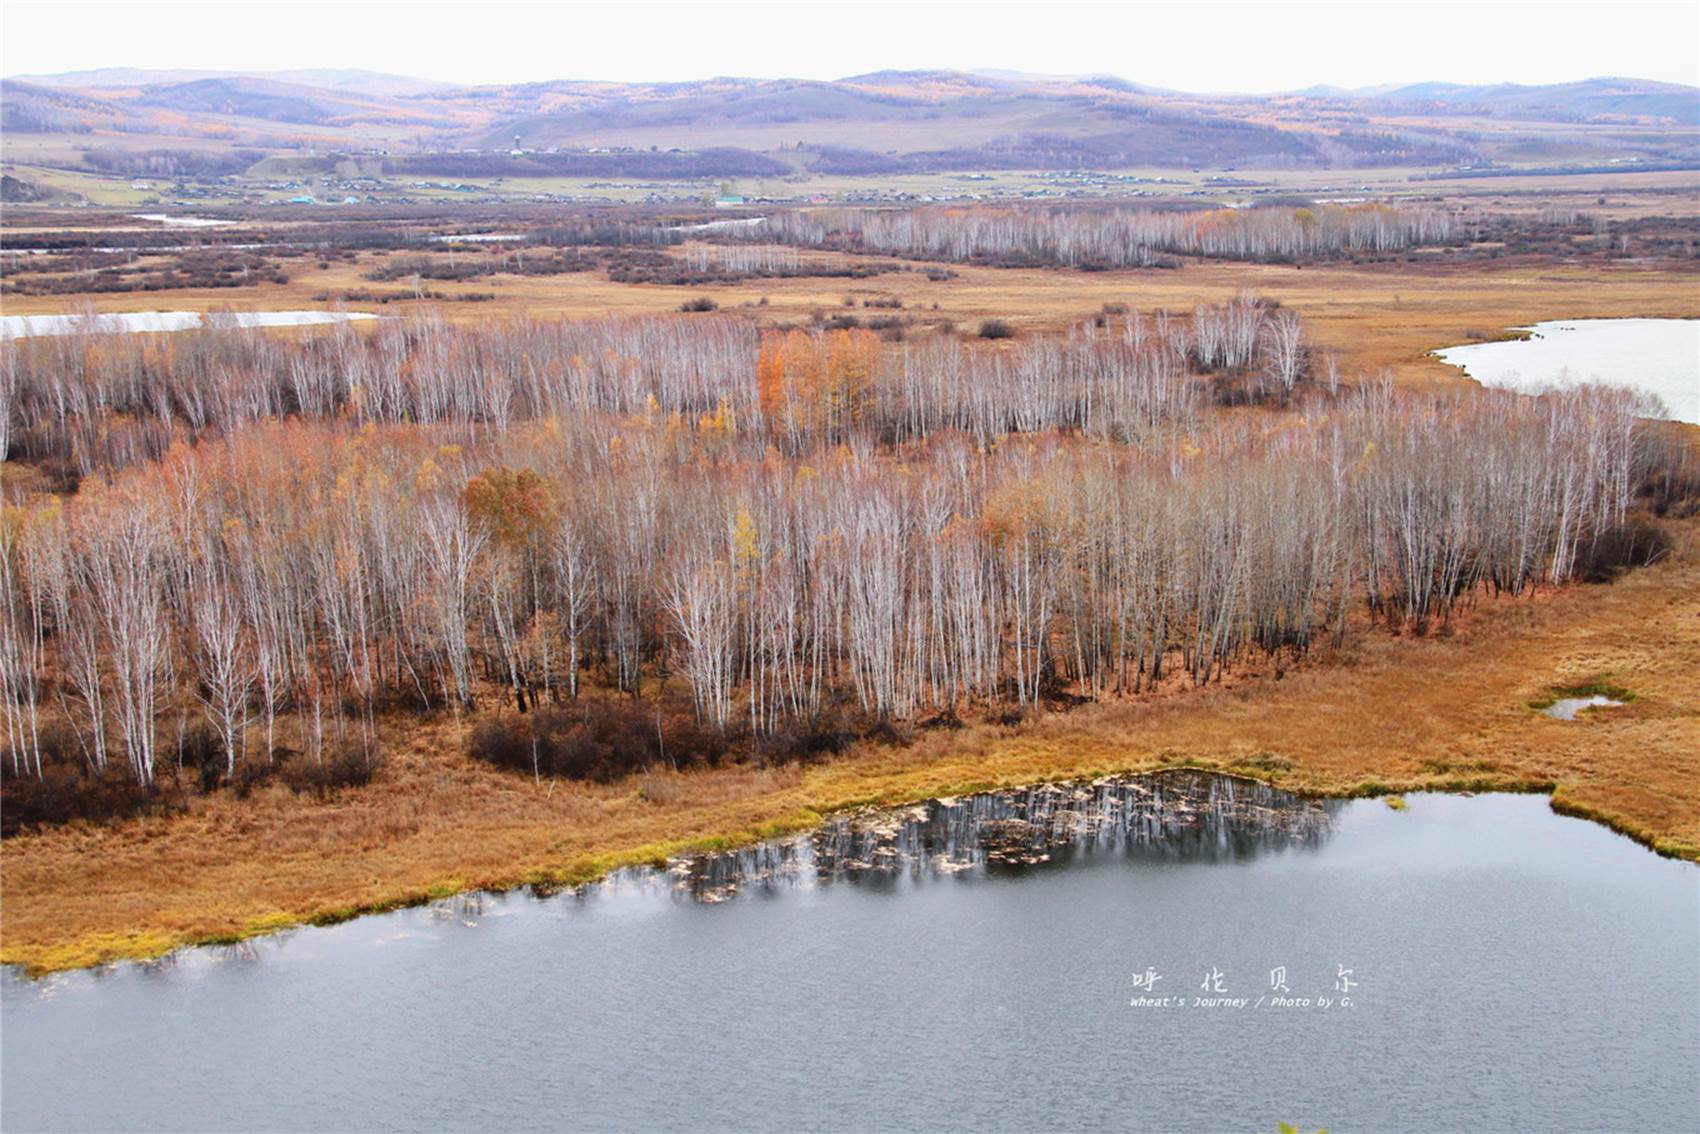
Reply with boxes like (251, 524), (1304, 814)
(715, 195), (746, 208)
(288, 195), (317, 204)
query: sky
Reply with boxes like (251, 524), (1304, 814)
(4, 0), (1698, 91)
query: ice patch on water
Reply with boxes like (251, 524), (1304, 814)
(1541, 694), (1624, 720)
(1433, 318), (1700, 425)
(131, 213), (237, 228)
(1, 310), (378, 339)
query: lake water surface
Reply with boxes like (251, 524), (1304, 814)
(131, 214), (238, 229)
(3, 779), (1695, 1133)
(1434, 318), (1700, 425)
(0, 310), (379, 340)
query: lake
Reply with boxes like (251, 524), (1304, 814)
(1434, 318), (1700, 425)
(131, 214), (238, 229)
(3, 776), (1695, 1133)
(0, 310), (379, 340)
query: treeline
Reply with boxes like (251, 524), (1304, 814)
(80, 147), (264, 179)
(742, 203), (1455, 266)
(0, 373), (1665, 793)
(3, 250), (289, 297)
(4, 297), (1311, 480)
(381, 148), (790, 180)
(357, 245), (858, 289)
(532, 221), (684, 248)
(363, 250), (599, 283)
(0, 306), (1679, 801)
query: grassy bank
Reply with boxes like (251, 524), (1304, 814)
(4, 517), (1696, 977)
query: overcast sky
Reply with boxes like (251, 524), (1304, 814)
(5, 0), (1698, 91)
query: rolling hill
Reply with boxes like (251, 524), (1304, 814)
(1357, 77), (1700, 126)
(1, 68), (1694, 178)
(10, 66), (458, 98)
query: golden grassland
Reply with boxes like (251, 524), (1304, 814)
(5, 250), (1698, 390)
(3, 517), (1696, 977)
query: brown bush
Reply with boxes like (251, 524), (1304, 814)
(469, 701), (734, 782)
(1, 764), (184, 837)
(277, 745), (384, 797)
(1574, 518), (1674, 583)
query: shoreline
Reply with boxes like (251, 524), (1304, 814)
(2, 758), (1691, 980)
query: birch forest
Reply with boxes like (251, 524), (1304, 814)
(0, 300), (1674, 796)
(741, 203), (1457, 266)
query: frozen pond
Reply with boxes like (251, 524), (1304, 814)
(1434, 318), (1700, 424)
(0, 310), (378, 339)
(3, 778), (1695, 1133)
(429, 232), (525, 242)
(1541, 694), (1625, 720)
(669, 216), (768, 232)
(131, 213), (237, 228)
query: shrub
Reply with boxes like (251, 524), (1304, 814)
(468, 701), (734, 783)
(278, 745), (384, 797)
(978, 319), (1015, 340)
(1573, 518), (1673, 583)
(679, 296), (718, 312)
(760, 712), (857, 761)
(1636, 428), (1700, 517)
(466, 700), (914, 783)
(1, 764), (184, 837)
(176, 723), (226, 793)
(230, 757), (279, 799)
(866, 315), (906, 341)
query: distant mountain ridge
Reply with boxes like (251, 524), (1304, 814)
(3, 68), (1694, 175)
(1352, 77), (1699, 124)
(10, 66), (458, 97)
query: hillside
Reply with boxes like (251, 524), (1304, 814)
(1362, 77), (1700, 125)
(2, 68), (1695, 177)
(10, 66), (457, 98)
